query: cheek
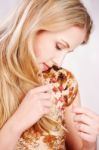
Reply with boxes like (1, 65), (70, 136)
(34, 42), (55, 63)
(34, 32), (56, 62)
(34, 44), (55, 62)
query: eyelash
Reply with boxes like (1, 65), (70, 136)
(56, 43), (62, 51)
(56, 43), (73, 53)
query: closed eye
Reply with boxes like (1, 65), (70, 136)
(56, 43), (61, 50)
(56, 42), (74, 53)
(56, 42), (66, 51)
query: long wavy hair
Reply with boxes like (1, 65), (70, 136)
(0, 0), (92, 132)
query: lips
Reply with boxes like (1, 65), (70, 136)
(42, 63), (50, 71)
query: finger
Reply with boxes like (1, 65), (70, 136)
(76, 123), (96, 135)
(78, 131), (97, 143)
(38, 101), (51, 115)
(74, 114), (95, 126)
(73, 107), (99, 120)
(29, 84), (52, 94)
(38, 92), (52, 100)
(42, 100), (52, 108)
(74, 114), (99, 135)
(43, 107), (51, 114)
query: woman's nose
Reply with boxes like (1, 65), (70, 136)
(52, 51), (66, 67)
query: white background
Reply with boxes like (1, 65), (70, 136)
(0, 0), (99, 148)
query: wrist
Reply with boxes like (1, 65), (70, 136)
(6, 116), (23, 138)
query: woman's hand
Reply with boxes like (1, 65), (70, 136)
(73, 107), (99, 149)
(10, 84), (52, 134)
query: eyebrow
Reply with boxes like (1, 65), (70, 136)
(61, 39), (70, 49)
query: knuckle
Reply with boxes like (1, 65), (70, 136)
(45, 93), (52, 100)
(46, 100), (52, 105)
(44, 108), (50, 114)
(81, 114), (85, 120)
(46, 92), (51, 96)
(79, 124), (83, 130)
(47, 95), (51, 99)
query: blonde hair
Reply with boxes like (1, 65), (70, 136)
(0, 0), (92, 132)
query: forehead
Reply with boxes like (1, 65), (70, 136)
(52, 26), (86, 49)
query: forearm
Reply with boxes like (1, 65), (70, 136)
(0, 118), (22, 150)
(65, 132), (83, 150)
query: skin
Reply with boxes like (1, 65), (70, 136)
(33, 26), (98, 149)
(33, 26), (86, 70)
(73, 107), (99, 143)
(0, 26), (98, 150)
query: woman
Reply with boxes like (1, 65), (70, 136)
(0, 0), (98, 149)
